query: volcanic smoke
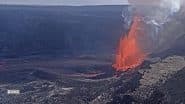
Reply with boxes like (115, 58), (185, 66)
(113, 16), (146, 71)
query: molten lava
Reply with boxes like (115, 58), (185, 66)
(113, 16), (146, 71)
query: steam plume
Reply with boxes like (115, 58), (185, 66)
(127, 0), (185, 54)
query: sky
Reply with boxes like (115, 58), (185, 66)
(0, 0), (128, 6)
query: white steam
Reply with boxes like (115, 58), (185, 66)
(126, 0), (185, 54)
(160, 0), (181, 13)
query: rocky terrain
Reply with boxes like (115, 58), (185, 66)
(0, 55), (184, 104)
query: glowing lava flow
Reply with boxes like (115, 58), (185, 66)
(113, 16), (146, 71)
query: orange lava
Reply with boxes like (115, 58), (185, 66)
(113, 16), (146, 71)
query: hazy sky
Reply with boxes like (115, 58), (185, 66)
(0, 0), (128, 5)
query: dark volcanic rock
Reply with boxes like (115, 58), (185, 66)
(0, 69), (57, 84)
(161, 67), (185, 104)
(90, 70), (142, 104)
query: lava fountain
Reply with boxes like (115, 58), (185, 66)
(113, 16), (147, 71)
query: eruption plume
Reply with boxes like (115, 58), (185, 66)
(113, 16), (146, 71)
(113, 0), (185, 71)
(128, 0), (185, 53)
